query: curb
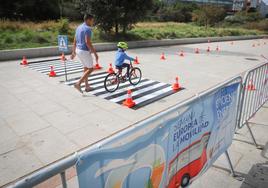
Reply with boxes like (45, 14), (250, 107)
(0, 35), (267, 61)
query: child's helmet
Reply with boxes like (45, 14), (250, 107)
(117, 42), (128, 49)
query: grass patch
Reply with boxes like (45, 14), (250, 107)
(0, 20), (265, 50)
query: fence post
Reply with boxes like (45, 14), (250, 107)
(63, 59), (68, 82)
(225, 151), (245, 181)
(245, 121), (262, 149)
(224, 151), (236, 177)
(60, 171), (67, 188)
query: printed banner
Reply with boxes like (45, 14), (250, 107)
(76, 82), (240, 188)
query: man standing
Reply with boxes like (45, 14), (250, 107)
(71, 14), (98, 93)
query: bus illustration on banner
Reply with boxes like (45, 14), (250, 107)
(167, 133), (210, 188)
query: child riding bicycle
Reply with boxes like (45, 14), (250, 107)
(115, 42), (135, 78)
(104, 42), (142, 92)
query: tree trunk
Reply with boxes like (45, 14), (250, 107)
(59, 0), (63, 18)
(123, 24), (126, 34)
(115, 20), (119, 35)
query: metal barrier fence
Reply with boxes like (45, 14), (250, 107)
(237, 62), (268, 148)
(7, 76), (242, 188)
(6, 61), (268, 188)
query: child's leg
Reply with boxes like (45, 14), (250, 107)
(115, 66), (123, 75)
(121, 63), (130, 77)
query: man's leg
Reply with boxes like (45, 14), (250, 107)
(74, 68), (90, 93)
(83, 67), (94, 89)
(74, 51), (94, 93)
(75, 67), (93, 87)
(84, 67), (93, 92)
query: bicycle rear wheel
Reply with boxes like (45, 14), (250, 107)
(104, 73), (120, 92)
(129, 67), (142, 85)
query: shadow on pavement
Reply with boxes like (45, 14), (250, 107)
(240, 162), (268, 188)
(233, 136), (265, 150)
(212, 164), (245, 181)
(261, 142), (268, 160)
(212, 161), (268, 188)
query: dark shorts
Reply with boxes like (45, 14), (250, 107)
(116, 63), (129, 70)
(116, 63), (130, 76)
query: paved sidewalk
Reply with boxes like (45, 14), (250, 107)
(0, 39), (268, 187)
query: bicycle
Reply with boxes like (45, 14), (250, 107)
(104, 61), (142, 92)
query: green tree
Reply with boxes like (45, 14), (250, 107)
(78, 0), (153, 34)
(0, 0), (81, 21)
(1, 0), (60, 20)
(192, 5), (226, 28)
(156, 2), (198, 22)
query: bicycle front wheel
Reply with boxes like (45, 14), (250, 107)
(129, 67), (142, 85)
(104, 73), (120, 92)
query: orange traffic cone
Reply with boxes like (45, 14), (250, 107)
(134, 56), (140, 64)
(172, 77), (180, 91)
(107, 63), (114, 74)
(195, 48), (200, 54)
(49, 66), (56, 77)
(179, 50), (184, 57)
(160, 52), (166, 60)
(216, 46), (220, 51)
(21, 56), (28, 65)
(122, 90), (136, 108)
(60, 53), (66, 61)
(247, 80), (256, 91)
(94, 61), (102, 70)
(207, 46), (210, 52)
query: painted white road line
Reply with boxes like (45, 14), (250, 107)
(134, 86), (173, 104)
(65, 73), (107, 85)
(85, 79), (146, 94)
(98, 80), (155, 99)
(110, 82), (166, 103)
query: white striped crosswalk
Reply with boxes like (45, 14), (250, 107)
(66, 71), (178, 109)
(37, 64), (82, 73)
(99, 80), (155, 98)
(28, 60), (84, 76)
(66, 72), (107, 85)
(26, 59), (180, 109)
(110, 82), (166, 103)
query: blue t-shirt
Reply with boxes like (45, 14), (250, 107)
(115, 49), (135, 66)
(75, 23), (92, 51)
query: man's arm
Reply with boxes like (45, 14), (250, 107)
(85, 35), (98, 62)
(71, 36), (76, 60)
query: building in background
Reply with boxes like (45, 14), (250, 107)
(259, 0), (268, 17)
(167, 0), (268, 16)
(233, 0), (246, 11)
(232, 0), (255, 11)
(166, 0), (234, 9)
